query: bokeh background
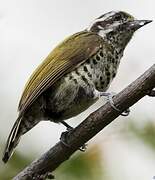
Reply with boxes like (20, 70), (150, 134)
(0, 0), (155, 179)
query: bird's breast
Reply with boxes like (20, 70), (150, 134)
(79, 46), (121, 92)
(44, 45), (122, 121)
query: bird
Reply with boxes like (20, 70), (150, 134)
(2, 11), (152, 163)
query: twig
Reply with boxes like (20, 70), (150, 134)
(13, 64), (155, 180)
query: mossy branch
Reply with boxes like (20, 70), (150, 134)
(13, 64), (155, 180)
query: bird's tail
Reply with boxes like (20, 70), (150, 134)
(2, 117), (22, 163)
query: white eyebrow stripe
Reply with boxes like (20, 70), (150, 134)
(87, 11), (119, 31)
(98, 25), (104, 29)
(97, 11), (117, 22)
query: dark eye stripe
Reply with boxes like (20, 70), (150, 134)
(114, 14), (122, 21)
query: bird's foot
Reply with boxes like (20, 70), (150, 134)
(99, 91), (130, 116)
(80, 143), (88, 152)
(60, 121), (87, 152)
(60, 126), (73, 148)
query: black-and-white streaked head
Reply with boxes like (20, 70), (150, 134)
(87, 11), (152, 50)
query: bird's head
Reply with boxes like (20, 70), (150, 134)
(87, 11), (152, 50)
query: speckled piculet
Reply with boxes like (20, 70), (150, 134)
(3, 11), (152, 163)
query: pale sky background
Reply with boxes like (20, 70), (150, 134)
(0, 0), (155, 179)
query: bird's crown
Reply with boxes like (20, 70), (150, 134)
(87, 11), (152, 50)
(87, 11), (151, 35)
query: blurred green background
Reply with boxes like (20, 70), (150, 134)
(1, 120), (155, 180)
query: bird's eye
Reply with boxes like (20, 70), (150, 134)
(114, 14), (122, 21)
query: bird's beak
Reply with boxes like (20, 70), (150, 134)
(128, 20), (152, 30)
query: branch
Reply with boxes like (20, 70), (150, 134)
(14, 64), (155, 180)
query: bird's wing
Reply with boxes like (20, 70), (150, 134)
(18, 31), (103, 115)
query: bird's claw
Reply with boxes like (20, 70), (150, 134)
(100, 92), (130, 116)
(60, 130), (72, 148)
(60, 129), (87, 152)
(79, 143), (88, 152)
(120, 108), (130, 116)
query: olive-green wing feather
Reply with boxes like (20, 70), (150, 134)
(18, 31), (103, 115)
